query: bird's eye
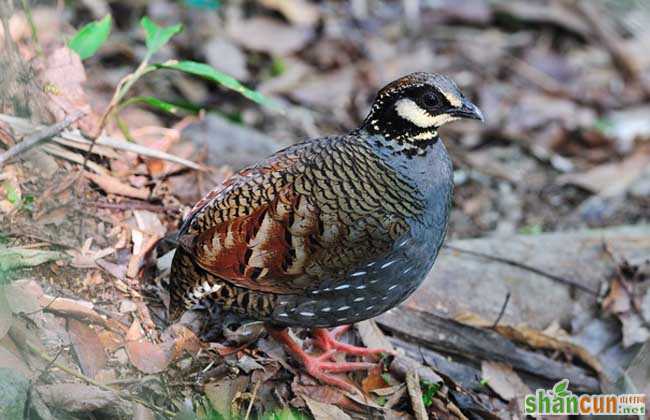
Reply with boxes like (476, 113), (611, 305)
(422, 93), (439, 108)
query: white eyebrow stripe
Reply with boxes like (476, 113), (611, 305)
(442, 90), (462, 107)
(394, 98), (459, 128)
(395, 98), (436, 128)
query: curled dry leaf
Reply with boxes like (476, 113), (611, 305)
(67, 319), (107, 379)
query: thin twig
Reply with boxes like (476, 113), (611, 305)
(244, 379), (262, 420)
(491, 292), (511, 329)
(443, 244), (598, 295)
(0, 112), (84, 166)
(80, 200), (180, 214)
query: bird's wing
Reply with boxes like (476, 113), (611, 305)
(178, 138), (424, 294)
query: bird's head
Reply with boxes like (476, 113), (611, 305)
(362, 72), (483, 156)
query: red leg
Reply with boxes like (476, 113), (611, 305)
(312, 326), (393, 358)
(269, 328), (375, 392)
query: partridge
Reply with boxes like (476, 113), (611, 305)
(169, 72), (483, 390)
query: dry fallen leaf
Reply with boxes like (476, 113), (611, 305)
(481, 361), (530, 402)
(67, 319), (107, 380)
(5, 279), (43, 315)
(97, 329), (124, 353)
(558, 145), (650, 196)
(204, 376), (250, 416)
(127, 234), (161, 278)
(125, 319), (169, 374)
(0, 343), (32, 377)
(356, 320), (394, 353)
(37, 294), (107, 327)
(133, 210), (166, 238)
(37, 47), (99, 134)
(304, 395), (352, 420)
(84, 171), (150, 200)
(160, 323), (203, 362)
(260, 0), (320, 26)
(361, 367), (388, 395)
(36, 383), (120, 413)
(226, 17), (313, 56)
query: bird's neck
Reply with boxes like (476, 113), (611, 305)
(354, 125), (440, 158)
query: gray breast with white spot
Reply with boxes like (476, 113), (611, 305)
(271, 139), (453, 328)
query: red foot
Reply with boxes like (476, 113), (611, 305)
(312, 326), (393, 358)
(269, 327), (376, 391)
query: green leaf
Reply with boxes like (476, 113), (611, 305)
(69, 15), (112, 60)
(140, 17), (183, 56)
(121, 96), (199, 116)
(552, 379), (570, 397)
(421, 379), (441, 407)
(156, 60), (276, 108)
(3, 182), (18, 204)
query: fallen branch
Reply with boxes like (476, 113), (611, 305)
(0, 112), (84, 166)
(378, 307), (600, 392)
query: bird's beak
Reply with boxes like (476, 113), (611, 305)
(451, 99), (484, 122)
